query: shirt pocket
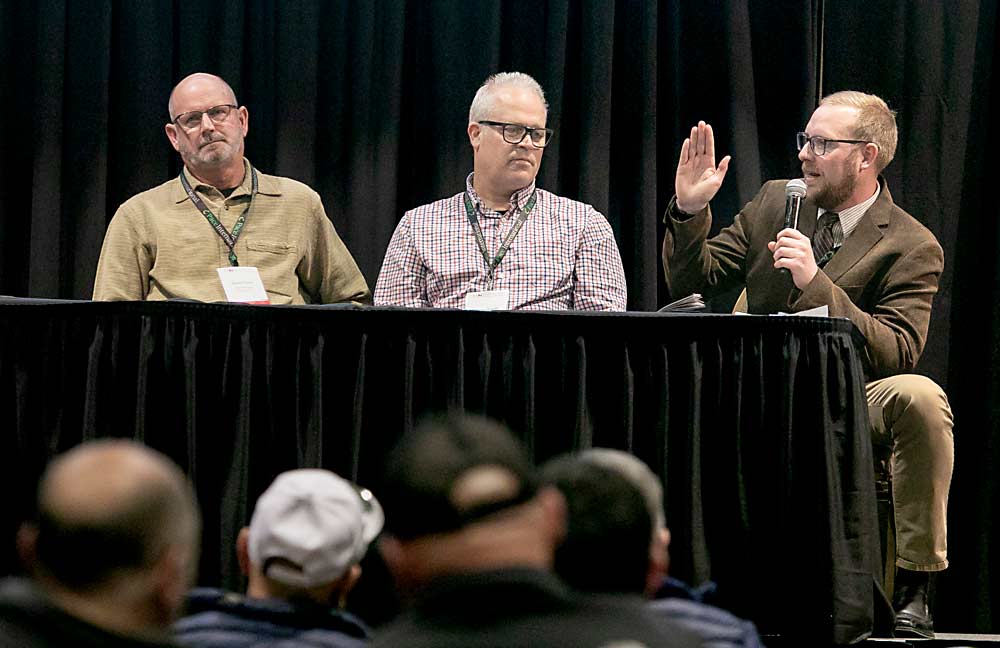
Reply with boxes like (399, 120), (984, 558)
(246, 240), (297, 255)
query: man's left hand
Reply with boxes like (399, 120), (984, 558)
(768, 228), (819, 289)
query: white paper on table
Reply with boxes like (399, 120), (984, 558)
(773, 305), (829, 317)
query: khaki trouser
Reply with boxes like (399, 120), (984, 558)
(867, 375), (954, 571)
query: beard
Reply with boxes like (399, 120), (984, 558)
(193, 139), (235, 166)
(808, 153), (860, 211)
(180, 133), (241, 171)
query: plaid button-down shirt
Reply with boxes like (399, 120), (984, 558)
(374, 174), (627, 311)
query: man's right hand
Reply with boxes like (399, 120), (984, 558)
(674, 121), (731, 214)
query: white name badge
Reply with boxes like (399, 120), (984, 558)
(464, 289), (510, 311)
(217, 266), (270, 304)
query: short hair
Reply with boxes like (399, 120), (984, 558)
(468, 72), (548, 124)
(540, 455), (652, 594)
(579, 448), (666, 534)
(32, 440), (201, 590)
(380, 413), (539, 540)
(819, 90), (897, 172)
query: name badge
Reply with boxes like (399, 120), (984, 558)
(464, 289), (510, 311)
(217, 266), (270, 304)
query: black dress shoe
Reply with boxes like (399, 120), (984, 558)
(893, 570), (934, 639)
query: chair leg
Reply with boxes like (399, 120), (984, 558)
(882, 512), (895, 597)
(874, 453), (895, 597)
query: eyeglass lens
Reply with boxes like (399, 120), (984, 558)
(797, 133), (838, 156)
(503, 125), (548, 147)
(177, 105), (234, 130)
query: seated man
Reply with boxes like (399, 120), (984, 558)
(374, 72), (627, 311)
(175, 469), (383, 648)
(373, 413), (698, 648)
(0, 440), (201, 647)
(661, 91), (953, 638)
(541, 449), (763, 648)
(93, 72), (370, 305)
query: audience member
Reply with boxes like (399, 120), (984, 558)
(373, 414), (699, 647)
(175, 469), (383, 648)
(542, 449), (763, 648)
(0, 440), (201, 647)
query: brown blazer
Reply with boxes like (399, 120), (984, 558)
(661, 178), (944, 380)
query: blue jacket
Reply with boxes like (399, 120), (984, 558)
(174, 588), (371, 648)
(650, 578), (764, 648)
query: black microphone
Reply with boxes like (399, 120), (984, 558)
(784, 179), (807, 230)
(777, 179), (807, 279)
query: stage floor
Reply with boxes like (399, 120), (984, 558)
(864, 635), (1000, 646)
(764, 633), (1000, 647)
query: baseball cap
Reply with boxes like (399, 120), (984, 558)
(248, 469), (384, 588)
(380, 413), (539, 540)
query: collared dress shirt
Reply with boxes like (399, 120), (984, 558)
(816, 183), (880, 247)
(374, 174), (627, 311)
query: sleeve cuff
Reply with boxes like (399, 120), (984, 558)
(665, 195), (697, 223)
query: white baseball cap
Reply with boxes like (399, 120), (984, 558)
(247, 469), (384, 588)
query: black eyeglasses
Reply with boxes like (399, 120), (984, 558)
(173, 104), (238, 131)
(796, 132), (868, 156)
(479, 120), (554, 148)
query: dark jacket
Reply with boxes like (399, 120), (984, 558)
(649, 598), (764, 648)
(372, 567), (701, 648)
(662, 178), (943, 379)
(649, 577), (764, 648)
(0, 577), (179, 648)
(174, 588), (370, 648)
(174, 588), (369, 648)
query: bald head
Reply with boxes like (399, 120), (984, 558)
(31, 439), (200, 590)
(168, 73), (237, 122)
(164, 72), (248, 188)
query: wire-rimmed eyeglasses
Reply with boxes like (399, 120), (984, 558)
(173, 104), (238, 131)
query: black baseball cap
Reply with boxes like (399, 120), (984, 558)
(380, 413), (540, 540)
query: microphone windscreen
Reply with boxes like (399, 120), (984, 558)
(785, 178), (807, 198)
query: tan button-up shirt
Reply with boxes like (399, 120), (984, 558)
(93, 159), (371, 305)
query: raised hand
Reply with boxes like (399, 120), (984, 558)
(675, 121), (731, 214)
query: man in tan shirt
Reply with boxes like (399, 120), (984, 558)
(93, 73), (370, 305)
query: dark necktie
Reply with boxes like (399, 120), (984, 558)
(812, 212), (842, 268)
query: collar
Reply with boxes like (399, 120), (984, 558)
(465, 173), (537, 217)
(172, 159), (282, 203)
(812, 176), (893, 284)
(817, 182), (880, 240)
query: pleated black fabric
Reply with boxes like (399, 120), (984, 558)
(1, 300), (876, 644)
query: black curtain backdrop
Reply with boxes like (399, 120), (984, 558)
(0, 0), (997, 634)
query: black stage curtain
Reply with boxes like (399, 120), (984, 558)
(0, 301), (877, 643)
(0, 0), (997, 633)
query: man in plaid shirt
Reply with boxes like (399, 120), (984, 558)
(374, 72), (627, 311)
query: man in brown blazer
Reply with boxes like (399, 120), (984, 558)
(661, 91), (953, 639)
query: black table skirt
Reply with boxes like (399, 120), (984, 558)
(0, 300), (880, 644)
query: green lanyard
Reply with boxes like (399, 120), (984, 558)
(179, 167), (259, 267)
(462, 190), (538, 287)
